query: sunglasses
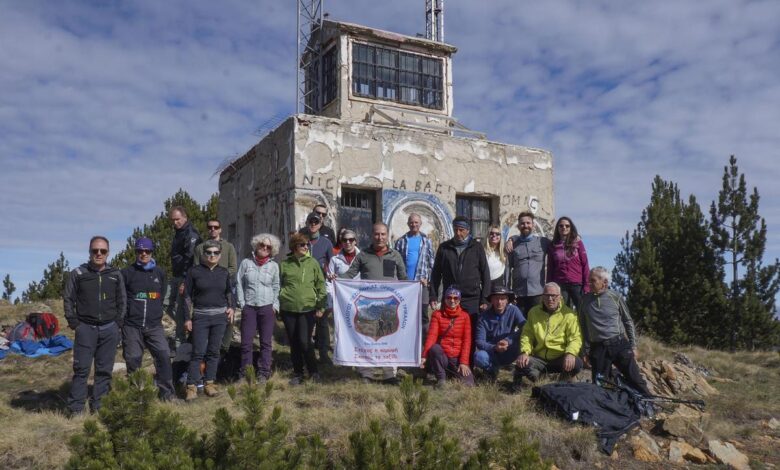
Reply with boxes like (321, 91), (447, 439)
(445, 295), (460, 300)
(205, 250), (221, 256)
(489, 232), (501, 237)
(342, 238), (356, 243)
(135, 249), (152, 255)
(296, 243), (309, 248)
(208, 225), (221, 230)
(315, 211), (327, 217)
(90, 248), (108, 255)
(257, 243), (271, 250)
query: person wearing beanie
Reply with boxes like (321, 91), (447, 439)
(429, 215), (491, 350)
(120, 237), (176, 401)
(422, 285), (475, 389)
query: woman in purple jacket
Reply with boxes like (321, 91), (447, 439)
(547, 216), (590, 309)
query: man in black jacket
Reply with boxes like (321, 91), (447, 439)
(64, 236), (126, 415)
(165, 206), (201, 348)
(121, 237), (175, 400)
(429, 216), (491, 316)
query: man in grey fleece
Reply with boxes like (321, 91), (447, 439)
(579, 266), (650, 395)
(341, 222), (407, 384)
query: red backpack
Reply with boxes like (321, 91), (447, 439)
(26, 312), (60, 339)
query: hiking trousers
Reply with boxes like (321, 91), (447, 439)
(69, 321), (119, 413)
(240, 304), (275, 379)
(281, 311), (318, 377)
(425, 344), (474, 386)
(515, 354), (583, 382)
(122, 324), (175, 400)
(589, 335), (650, 395)
(163, 276), (188, 346)
(187, 314), (227, 385)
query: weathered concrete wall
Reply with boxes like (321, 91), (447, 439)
(218, 118), (296, 260)
(292, 114), (555, 245)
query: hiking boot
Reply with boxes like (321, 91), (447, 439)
(434, 378), (447, 390)
(185, 385), (198, 402)
(204, 381), (220, 397)
(289, 375), (304, 386)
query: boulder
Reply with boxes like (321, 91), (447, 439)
(708, 440), (750, 470)
(630, 430), (661, 462)
(663, 405), (707, 442)
(639, 358), (717, 397)
(112, 362), (127, 373)
(669, 441), (708, 464)
(768, 417), (780, 430)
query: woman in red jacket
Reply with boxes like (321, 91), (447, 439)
(422, 286), (474, 388)
(547, 216), (590, 309)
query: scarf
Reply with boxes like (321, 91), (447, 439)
(254, 255), (270, 266)
(453, 235), (471, 247)
(343, 251), (357, 264)
(136, 258), (157, 271)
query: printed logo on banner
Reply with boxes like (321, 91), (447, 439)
(353, 295), (400, 341)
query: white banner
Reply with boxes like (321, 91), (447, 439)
(333, 279), (422, 367)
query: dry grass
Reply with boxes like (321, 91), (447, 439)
(1, 300), (778, 469)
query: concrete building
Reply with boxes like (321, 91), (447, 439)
(218, 19), (554, 260)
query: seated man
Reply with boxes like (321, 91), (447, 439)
(579, 267), (650, 395)
(422, 286), (475, 389)
(473, 285), (526, 381)
(514, 282), (583, 391)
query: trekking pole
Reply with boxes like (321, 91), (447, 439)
(598, 376), (705, 410)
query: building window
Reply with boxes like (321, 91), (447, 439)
(305, 45), (338, 112)
(456, 196), (493, 241)
(352, 42), (443, 110)
(338, 188), (377, 249)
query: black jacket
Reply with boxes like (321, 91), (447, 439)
(429, 238), (491, 304)
(171, 221), (201, 278)
(184, 263), (235, 320)
(64, 263), (126, 328)
(121, 263), (167, 329)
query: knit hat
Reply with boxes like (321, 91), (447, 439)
(135, 237), (154, 251)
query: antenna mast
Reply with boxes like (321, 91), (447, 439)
(425, 0), (444, 42)
(296, 0), (324, 114)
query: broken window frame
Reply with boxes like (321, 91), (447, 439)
(456, 195), (494, 241)
(352, 42), (443, 110)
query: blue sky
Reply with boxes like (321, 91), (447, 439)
(2, 0), (779, 301)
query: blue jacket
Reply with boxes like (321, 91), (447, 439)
(474, 304), (526, 352)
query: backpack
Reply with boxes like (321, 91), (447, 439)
(26, 312), (60, 339)
(7, 321), (36, 342)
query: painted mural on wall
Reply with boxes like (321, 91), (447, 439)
(501, 195), (554, 241)
(383, 189), (453, 250)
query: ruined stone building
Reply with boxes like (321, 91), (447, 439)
(218, 19), (554, 260)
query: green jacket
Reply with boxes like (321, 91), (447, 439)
(520, 302), (582, 361)
(279, 253), (327, 313)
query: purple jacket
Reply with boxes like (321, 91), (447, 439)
(547, 238), (590, 292)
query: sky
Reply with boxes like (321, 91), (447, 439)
(2, 0), (779, 301)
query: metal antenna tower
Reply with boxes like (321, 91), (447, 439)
(296, 0), (324, 115)
(425, 0), (444, 42)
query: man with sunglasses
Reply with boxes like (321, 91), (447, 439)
(299, 203), (337, 245)
(195, 219), (237, 351)
(166, 206), (202, 349)
(394, 213), (435, 336)
(120, 237), (175, 401)
(64, 236), (126, 415)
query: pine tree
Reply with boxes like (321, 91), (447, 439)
(710, 155), (780, 350)
(2, 274), (15, 301)
(613, 176), (726, 346)
(110, 190), (219, 273)
(21, 252), (69, 302)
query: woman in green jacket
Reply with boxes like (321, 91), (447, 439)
(280, 232), (327, 385)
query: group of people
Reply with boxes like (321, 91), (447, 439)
(62, 205), (649, 415)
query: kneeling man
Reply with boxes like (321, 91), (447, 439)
(473, 285), (526, 380)
(514, 282), (583, 391)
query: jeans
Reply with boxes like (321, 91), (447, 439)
(560, 283), (584, 309)
(240, 304), (275, 378)
(69, 322), (119, 413)
(187, 314), (227, 385)
(473, 342), (520, 373)
(122, 324), (175, 399)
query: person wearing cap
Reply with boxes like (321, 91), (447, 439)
(513, 282), (583, 392)
(394, 213), (436, 336)
(183, 240), (235, 401)
(473, 285), (526, 381)
(195, 219), (238, 353)
(504, 211), (551, 315)
(340, 222), (407, 384)
(299, 211), (334, 363)
(429, 215), (491, 317)
(300, 203), (337, 245)
(120, 237), (175, 401)
(422, 286), (474, 388)
(64, 235), (126, 415)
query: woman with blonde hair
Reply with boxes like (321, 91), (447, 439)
(236, 233), (281, 382)
(484, 225), (506, 289)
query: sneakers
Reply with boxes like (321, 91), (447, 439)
(204, 381), (219, 397)
(185, 384), (198, 402)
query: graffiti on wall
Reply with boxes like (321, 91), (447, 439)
(383, 189), (453, 250)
